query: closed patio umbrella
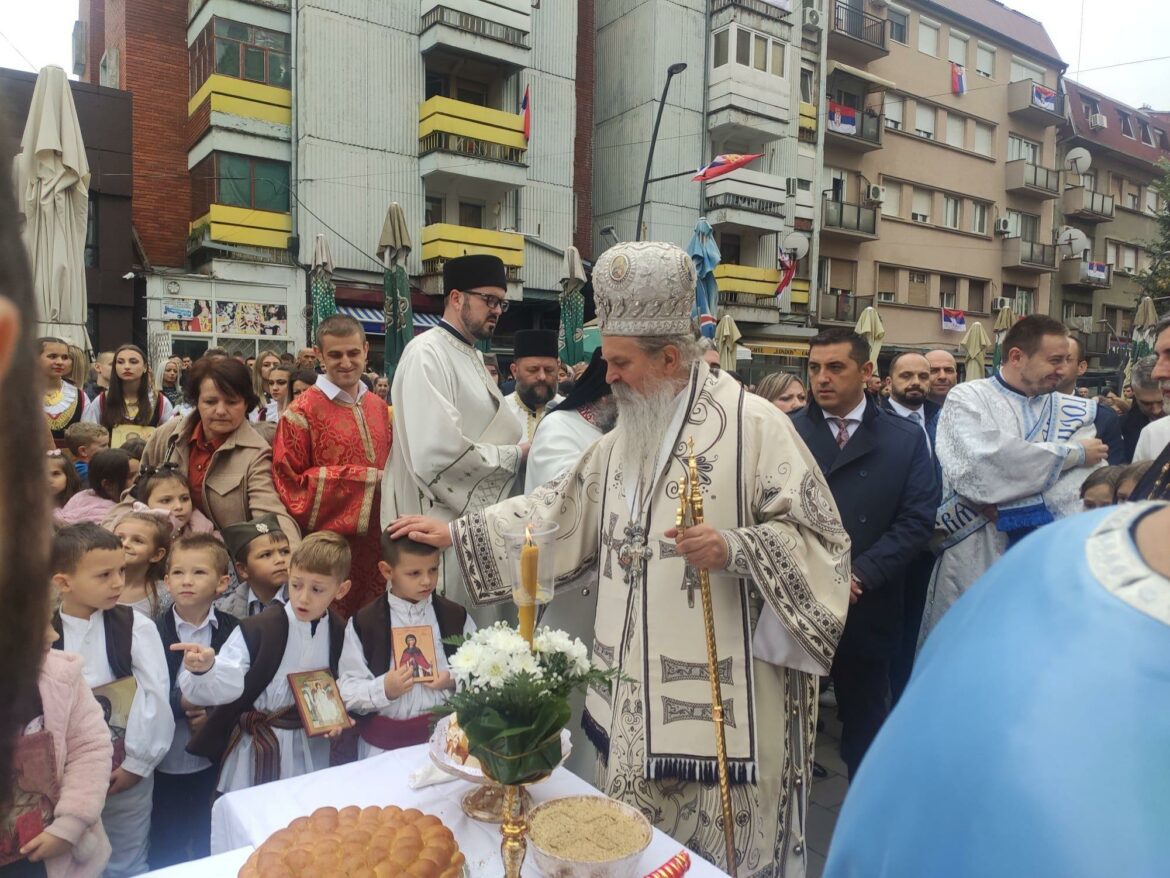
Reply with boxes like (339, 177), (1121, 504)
(378, 203), (413, 379)
(961, 321), (993, 381)
(15, 65), (92, 351)
(715, 314), (742, 373)
(685, 218), (720, 339)
(309, 234), (337, 340)
(559, 246), (587, 366)
(991, 305), (1015, 370)
(854, 306), (885, 367)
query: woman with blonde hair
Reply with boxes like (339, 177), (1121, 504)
(251, 349), (282, 420)
(755, 371), (807, 414)
(157, 356), (183, 405)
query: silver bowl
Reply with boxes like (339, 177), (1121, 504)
(527, 795), (652, 878)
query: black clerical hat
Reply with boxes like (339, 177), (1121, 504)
(513, 329), (558, 361)
(558, 348), (611, 411)
(443, 254), (507, 295)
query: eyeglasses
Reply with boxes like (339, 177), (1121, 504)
(463, 291), (510, 313)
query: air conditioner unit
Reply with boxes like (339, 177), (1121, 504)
(803, 7), (823, 31)
(991, 297), (1012, 310)
(1088, 113), (1108, 130)
(785, 177), (798, 197)
(994, 217), (1012, 234)
(865, 184), (885, 203)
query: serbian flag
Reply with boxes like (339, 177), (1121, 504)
(827, 101), (857, 134)
(521, 85), (531, 140)
(1031, 83), (1057, 112)
(941, 308), (967, 332)
(776, 249), (798, 299)
(693, 153), (763, 182)
(951, 62), (967, 96)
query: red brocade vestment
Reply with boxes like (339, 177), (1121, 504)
(273, 386), (392, 617)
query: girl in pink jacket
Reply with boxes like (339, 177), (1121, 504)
(10, 622), (113, 877)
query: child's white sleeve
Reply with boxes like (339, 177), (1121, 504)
(462, 614), (477, 636)
(122, 613), (175, 777)
(179, 625), (248, 706)
(339, 619), (392, 714)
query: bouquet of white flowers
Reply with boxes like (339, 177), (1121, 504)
(437, 623), (616, 785)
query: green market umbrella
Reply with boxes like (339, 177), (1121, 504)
(961, 321), (993, 381)
(309, 234), (338, 340)
(991, 305), (1015, 370)
(1131, 296), (1159, 361)
(559, 246), (587, 366)
(378, 203), (413, 380)
(854, 306), (885, 367)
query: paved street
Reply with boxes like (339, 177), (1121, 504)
(807, 705), (847, 878)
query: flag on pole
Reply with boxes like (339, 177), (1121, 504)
(827, 101), (858, 134)
(775, 249), (798, 299)
(521, 85), (531, 140)
(693, 153), (763, 182)
(941, 308), (967, 332)
(951, 62), (967, 95)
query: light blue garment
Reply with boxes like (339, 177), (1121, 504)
(826, 502), (1170, 878)
(685, 217), (720, 339)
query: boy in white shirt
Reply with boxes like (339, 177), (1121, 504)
(339, 533), (474, 758)
(50, 523), (173, 877)
(174, 531), (350, 793)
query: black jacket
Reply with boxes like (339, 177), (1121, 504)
(157, 607), (240, 722)
(1120, 405), (1152, 464)
(792, 395), (938, 659)
(1095, 404), (1125, 466)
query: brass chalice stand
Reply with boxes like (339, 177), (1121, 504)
(676, 439), (738, 877)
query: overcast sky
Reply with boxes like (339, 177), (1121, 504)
(0, 0), (1167, 108)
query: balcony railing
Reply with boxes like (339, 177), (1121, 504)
(705, 191), (786, 218)
(712, 0), (789, 21)
(1059, 258), (1112, 288)
(831, 2), (886, 51)
(420, 224), (524, 279)
(419, 132), (526, 165)
(1006, 159), (1059, 196)
(421, 5), (529, 49)
(1007, 78), (1065, 124)
(1062, 185), (1115, 221)
(819, 293), (874, 323)
(418, 96), (526, 163)
(827, 110), (882, 147)
(823, 199), (877, 235)
(1003, 237), (1056, 270)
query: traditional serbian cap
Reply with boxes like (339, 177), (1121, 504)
(512, 329), (558, 361)
(221, 513), (285, 562)
(592, 241), (696, 337)
(443, 254), (507, 295)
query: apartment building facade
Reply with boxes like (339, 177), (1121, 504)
(294, 0), (591, 362)
(818, 0), (1066, 363)
(1056, 81), (1170, 379)
(75, 0), (304, 363)
(594, 0), (820, 379)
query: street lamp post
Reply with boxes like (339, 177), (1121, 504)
(634, 62), (688, 242)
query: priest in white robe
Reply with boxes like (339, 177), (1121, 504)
(391, 241), (851, 878)
(382, 254), (525, 622)
(919, 316), (1108, 643)
(503, 329), (563, 442)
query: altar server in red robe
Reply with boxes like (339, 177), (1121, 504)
(274, 315), (391, 617)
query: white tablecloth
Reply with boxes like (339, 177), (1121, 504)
(210, 744), (729, 876)
(142, 847), (253, 876)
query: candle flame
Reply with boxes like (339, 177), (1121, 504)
(524, 523), (534, 546)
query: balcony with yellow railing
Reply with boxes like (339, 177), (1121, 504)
(420, 224), (524, 294)
(714, 264), (784, 323)
(418, 96), (528, 196)
(188, 75), (291, 126)
(188, 204), (292, 251)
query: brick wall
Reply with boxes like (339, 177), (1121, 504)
(109, 0), (191, 268)
(78, 0), (106, 83)
(573, 0), (595, 259)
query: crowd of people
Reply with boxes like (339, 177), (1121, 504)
(8, 239), (1170, 878)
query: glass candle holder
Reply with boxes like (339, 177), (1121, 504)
(499, 520), (560, 646)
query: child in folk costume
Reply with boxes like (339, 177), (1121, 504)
(215, 515), (292, 619)
(111, 511), (172, 618)
(176, 532), (351, 793)
(148, 535), (238, 869)
(6, 585), (114, 878)
(339, 533), (473, 759)
(49, 525), (173, 878)
(40, 338), (90, 450)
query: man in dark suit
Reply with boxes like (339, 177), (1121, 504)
(1120, 355), (1164, 463)
(878, 352), (942, 703)
(792, 330), (937, 779)
(1060, 336), (1124, 465)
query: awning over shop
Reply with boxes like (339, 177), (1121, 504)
(338, 306), (440, 336)
(743, 340), (811, 358)
(827, 61), (896, 91)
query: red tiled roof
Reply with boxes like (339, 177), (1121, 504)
(1062, 80), (1170, 170)
(920, 0), (1062, 67)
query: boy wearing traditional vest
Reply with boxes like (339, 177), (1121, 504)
(149, 534), (239, 869)
(175, 531), (351, 793)
(50, 523), (174, 878)
(339, 532), (474, 758)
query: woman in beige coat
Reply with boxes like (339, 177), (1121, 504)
(117, 357), (300, 546)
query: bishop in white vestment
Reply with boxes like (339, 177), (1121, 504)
(382, 254), (524, 621)
(392, 242), (851, 877)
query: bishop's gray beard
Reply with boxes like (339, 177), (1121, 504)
(612, 380), (682, 480)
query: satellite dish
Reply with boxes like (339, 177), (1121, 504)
(1056, 226), (1091, 259)
(781, 231), (810, 260)
(1064, 146), (1092, 176)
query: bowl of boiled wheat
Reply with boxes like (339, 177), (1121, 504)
(526, 795), (653, 878)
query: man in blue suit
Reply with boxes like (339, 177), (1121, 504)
(792, 330), (937, 778)
(878, 352), (942, 703)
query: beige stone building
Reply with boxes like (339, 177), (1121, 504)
(817, 0), (1066, 366)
